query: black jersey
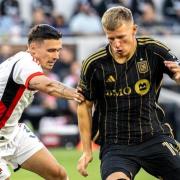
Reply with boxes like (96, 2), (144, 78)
(79, 37), (179, 145)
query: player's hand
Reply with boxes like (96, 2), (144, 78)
(73, 89), (84, 103)
(77, 152), (93, 177)
(164, 61), (180, 84)
(77, 86), (83, 93)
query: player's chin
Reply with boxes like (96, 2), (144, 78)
(44, 65), (54, 71)
(48, 64), (55, 69)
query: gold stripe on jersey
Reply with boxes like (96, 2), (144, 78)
(101, 65), (108, 143)
(155, 80), (162, 94)
(155, 102), (165, 117)
(124, 62), (131, 144)
(84, 53), (107, 75)
(82, 49), (105, 73)
(135, 57), (143, 142)
(162, 142), (177, 156)
(112, 57), (119, 143)
(81, 48), (106, 72)
(164, 123), (174, 138)
(93, 130), (99, 142)
(148, 44), (164, 133)
(138, 40), (169, 51)
(174, 139), (180, 151)
(155, 102), (165, 133)
(137, 37), (153, 41)
(82, 49), (107, 75)
(137, 36), (169, 49)
(108, 46), (113, 57)
(154, 52), (166, 61)
(145, 49), (154, 135)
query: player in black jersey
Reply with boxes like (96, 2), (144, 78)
(77, 6), (180, 180)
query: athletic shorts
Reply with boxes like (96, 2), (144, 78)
(100, 135), (180, 180)
(0, 123), (44, 179)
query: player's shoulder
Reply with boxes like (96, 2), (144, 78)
(12, 51), (43, 74)
(137, 36), (169, 51)
(0, 51), (32, 68)
(14, 51), (33, 61)
(81, 47), (107, 75)
(82, 47), (107, 67)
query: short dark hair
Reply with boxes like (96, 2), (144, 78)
(28, 24), (62, 44)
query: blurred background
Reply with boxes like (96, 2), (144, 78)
(0, 0), (180, 179)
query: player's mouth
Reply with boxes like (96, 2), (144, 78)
(48, 60), (56, 65)
(116, 49), (124, 54)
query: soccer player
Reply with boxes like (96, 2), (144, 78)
(0, 24), (84, 180)
(77, 6), (180, 180)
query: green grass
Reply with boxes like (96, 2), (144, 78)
(11, 148), (158, 180)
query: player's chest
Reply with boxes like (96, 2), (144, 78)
(97, 58), (152, 86)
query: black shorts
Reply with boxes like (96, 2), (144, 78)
(100, 135), (180, 180)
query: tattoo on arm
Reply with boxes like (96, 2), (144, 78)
(58, 83), (67, 96)
(60, 86), (65, 95)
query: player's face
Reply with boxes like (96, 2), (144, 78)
(32, 39), (62, 70)
(104, 22), (137, 59)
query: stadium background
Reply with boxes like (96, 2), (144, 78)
(0, 0), (180, 179)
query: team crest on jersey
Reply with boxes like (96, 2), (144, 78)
(137, 60), (149, 73)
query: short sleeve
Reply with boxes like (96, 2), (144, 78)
(13, 52), (44, 88)
(152, 41), (180, 77)
(79, 60), (97, 101)
(153, 42), (179, 64)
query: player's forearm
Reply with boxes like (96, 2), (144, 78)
(77, 102), (92, 153)
(29, 76), (84, 102)
(45, 81), (76, 100)
(29, 78), (75, 100)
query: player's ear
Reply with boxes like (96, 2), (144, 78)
(28, 42), (36, 55)
(133, 24), (138, 35)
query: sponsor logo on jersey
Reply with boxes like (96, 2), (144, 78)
(106, 75), (116, 83)
(105, 79), (150, 97)
(135, 79), (150, 96)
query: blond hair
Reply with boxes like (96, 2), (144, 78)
(101, 6), (134, 31)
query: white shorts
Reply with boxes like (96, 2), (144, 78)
(0, 123), (44, 179)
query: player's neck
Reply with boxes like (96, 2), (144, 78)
(110, 40), (137, 64)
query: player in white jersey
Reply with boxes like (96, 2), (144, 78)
(0, 24), (84, 180)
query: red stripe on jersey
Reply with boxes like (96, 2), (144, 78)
(0, 101), (7, 119)
(0, 86), (26, 128)
(25, 72), (45, 88)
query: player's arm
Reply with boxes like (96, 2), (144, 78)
(77, 100), (93, 177)
(28, 75), (84, 103)
(152, 40), (180, 84)
(162, 45), (180, 84)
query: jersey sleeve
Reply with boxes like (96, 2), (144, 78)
(152, 41), (180, 76)
(78, 59), (97, 101)
(13, 52), (44, 88)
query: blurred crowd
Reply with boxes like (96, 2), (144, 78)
(0, 0), (180, 40)
(0, 0), (180, 145)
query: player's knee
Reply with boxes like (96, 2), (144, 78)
(58, 166), (68, 180)
(48, 165), (67, 180)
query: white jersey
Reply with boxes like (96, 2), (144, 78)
(0, 51), (44, 146)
